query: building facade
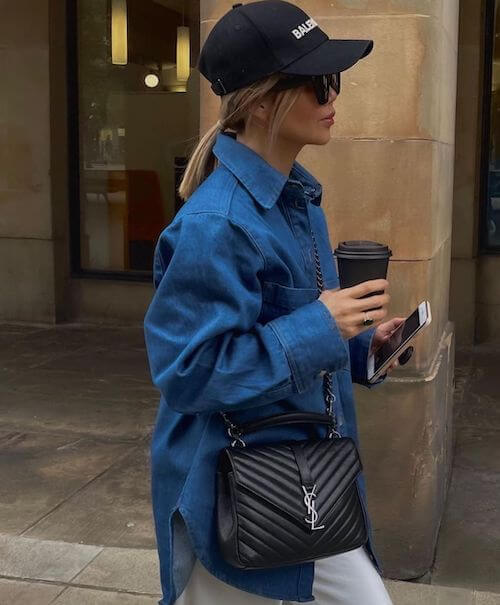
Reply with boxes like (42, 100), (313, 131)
(0, 0), (497, 579)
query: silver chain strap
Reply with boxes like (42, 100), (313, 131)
(220, 229), (340, 442)
(310, 230), (340, 439)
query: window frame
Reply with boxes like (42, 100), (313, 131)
(67, 0), (155, 282)
(479, 0), (500, 254)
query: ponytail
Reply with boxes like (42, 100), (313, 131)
(178, 121), (222, 201)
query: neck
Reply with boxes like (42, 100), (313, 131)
(236, 128), (302, 177)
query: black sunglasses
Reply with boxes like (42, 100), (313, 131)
(270, 73), (341, 104)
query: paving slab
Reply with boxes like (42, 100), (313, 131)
(384, 581), (500, 605)
(53, 586), (160, 604)
(34, 344), (152, 377)
(453, 425), (500, 473)
(25, 445), (156, 549)
(476, 594), (500, 605)
(0, 328), (89, 372)
(384, 580), (474, 604)
(0, 432), (132, 534)
(0, 534), (102, 582)
(0, 324), (49, 343)
(0, 325), (147, 373)
(0, 371), (157, 440)
(456, 366), (500, 430)
(72, 546), (162, 595)
(0, 323), (158, 441)
(0, 577), (65, 604)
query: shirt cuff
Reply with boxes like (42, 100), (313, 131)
(268, 300), (349, 394)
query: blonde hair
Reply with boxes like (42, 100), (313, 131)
(178, 74), (302, 201)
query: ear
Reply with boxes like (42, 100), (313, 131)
(248, 96), (274, 127)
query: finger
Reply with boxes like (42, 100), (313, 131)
(354, 293), (390, 312)
(387, 360), (399, 372)
(354, 308), (387, 328)
(374, 318), (404, 340)
(386, 317), (406, 332)
(348, 279), (389, 298)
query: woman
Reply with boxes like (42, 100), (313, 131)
(144, 2), (404, 604)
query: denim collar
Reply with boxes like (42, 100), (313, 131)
(212, 131), (322, 209)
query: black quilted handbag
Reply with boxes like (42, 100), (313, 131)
(216, 230), (368, 570)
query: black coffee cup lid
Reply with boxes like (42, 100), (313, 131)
(334, 240), (392, 260)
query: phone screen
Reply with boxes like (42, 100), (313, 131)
(374, 307), (422, 372)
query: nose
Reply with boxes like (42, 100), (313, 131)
(328, 86), (337, 103)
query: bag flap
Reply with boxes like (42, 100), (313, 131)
(227, 438), (362, 526)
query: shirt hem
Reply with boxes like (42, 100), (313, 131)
(178, 505), (315, 603)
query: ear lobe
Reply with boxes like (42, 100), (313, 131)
(247, 99), (271, 128)
(249, 100), (267, 117)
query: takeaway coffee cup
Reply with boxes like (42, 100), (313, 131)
(333, 240), (392, 309)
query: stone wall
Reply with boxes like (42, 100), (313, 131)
(0, 1), (57, 322)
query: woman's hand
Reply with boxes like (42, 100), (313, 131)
(318, 279), (390, 341)
(370, 317), (406, 373)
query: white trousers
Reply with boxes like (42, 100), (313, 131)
(175, 547), (394, 605)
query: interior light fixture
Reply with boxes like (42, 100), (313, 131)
(176, 26), (190, 82)
(112, 0), (128, 65)
(145, 73), (160, 88)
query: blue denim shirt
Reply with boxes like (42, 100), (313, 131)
(144, 131), (386, 605)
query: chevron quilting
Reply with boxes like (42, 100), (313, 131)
(219, 437), (368, 569)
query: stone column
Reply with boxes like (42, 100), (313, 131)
(0, 1), (60, 323)
(301, 1), (458, 579)
(200, 0), (458, 578)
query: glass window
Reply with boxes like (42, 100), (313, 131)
(75, 0), (199, 274)
(484, 0), (500, 249)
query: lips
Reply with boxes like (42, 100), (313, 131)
(321, 112), (335, 121)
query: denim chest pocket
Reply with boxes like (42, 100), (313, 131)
(261, 281), (319, 319)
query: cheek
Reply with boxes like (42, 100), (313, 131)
(293, 90), (318, 122)
(281, 92), (319, 137)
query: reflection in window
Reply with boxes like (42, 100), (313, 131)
(77, 0), (200, 272)
(486, 0), (500, 248)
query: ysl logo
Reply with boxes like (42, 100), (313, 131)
(302, 484), (324, 531)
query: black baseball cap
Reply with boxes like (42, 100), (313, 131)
(198, 0), (373, 96)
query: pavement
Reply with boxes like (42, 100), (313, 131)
(0, 322), (498, 604)
(0, 323), (160, 603)
(431, 344), (500, 593)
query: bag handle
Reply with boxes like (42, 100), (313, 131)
(220, 227), (339, 445)
(222, 412), (340, 447)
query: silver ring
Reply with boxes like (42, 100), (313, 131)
(363, 313), (374, 327)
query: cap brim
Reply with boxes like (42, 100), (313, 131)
(281, 39), (373, 76)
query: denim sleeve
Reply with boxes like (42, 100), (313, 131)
(144, 212), (348, 415)
(348, 327), (387, 388)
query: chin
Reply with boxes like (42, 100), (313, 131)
(288, 130), (332, 147)
(307, 132), (332, 146)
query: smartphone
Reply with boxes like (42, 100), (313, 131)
(367, 301), (432, 383)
